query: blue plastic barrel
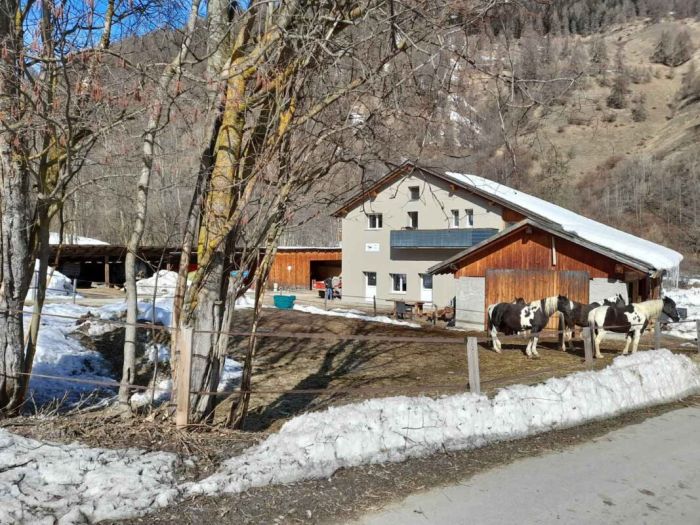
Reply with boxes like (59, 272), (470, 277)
(273, 295), (296, 309)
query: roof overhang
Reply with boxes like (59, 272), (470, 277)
(428, 218), (655, 276)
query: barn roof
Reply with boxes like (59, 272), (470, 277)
(439, 171), (682, 272)
(427, 219), (655, 275)
(332, 161), (682, 273)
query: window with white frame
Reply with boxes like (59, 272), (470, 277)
(367, 213), (383, 229)
(409, 186), (420, 200)
(465, 208), (474, 227)
(390, 273), (407, 293)
(450, 209), (460, 228)
(407, 211), (418, 229)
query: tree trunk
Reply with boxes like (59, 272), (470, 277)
(119, 0), (202, 408)
(0, 0), (32, 415)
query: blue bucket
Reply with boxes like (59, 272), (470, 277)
(273, 295), (296, 309)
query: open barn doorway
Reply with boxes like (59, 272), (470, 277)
(310, 260), (342, 288)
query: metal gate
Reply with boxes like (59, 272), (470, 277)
(484, 269), (589, 329)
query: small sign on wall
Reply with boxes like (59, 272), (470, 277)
(365, 243), (380, 252)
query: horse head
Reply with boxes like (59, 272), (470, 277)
(602, 293), (625, 307)
(662, 296), (680, 322)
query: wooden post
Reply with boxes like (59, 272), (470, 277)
(582, 326), (594, 366)
(104, 256), (110, 287)
(466, 337), (481, 394)
(324, 292), (328, 311)
(72, 278), (77, 305)
(175, 326), (194, 429)
(373, 296), (377, 317)
(696, 320), (700, 354)
(654, 319), (661, 350)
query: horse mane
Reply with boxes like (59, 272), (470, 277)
(634, 299), (663, 318)
(542, 296), (558, 316)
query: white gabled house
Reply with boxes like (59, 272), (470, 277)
(333, 162), (682, 326)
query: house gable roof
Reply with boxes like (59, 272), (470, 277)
(333, 161), (682, 273)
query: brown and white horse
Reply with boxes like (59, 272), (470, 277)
(587, 297), (680, 358)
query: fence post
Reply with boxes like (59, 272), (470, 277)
(373, 296), (377, 317)
(582, 326), (594, 366)
(654, 319), (661, 350)
(466, 336), (481, 394)
(175, 325), (194, 429)
(72, 278), (77, 304)
(558, 312), (565, 351)
(696, 320), (700, 354)
(324, 292), (328, 311)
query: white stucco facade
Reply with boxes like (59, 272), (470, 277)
(340, 170), (506, 308)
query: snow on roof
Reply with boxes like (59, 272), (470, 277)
(444, 172), (683, 272)
(49, 232), (108, 245)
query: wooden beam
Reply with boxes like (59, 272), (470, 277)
(104, 256), (110, 286)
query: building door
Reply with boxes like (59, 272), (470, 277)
(420, 273), (433, 303)
(364, 271), (377, 301)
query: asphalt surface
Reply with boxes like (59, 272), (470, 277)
(355, 406), (700, 525)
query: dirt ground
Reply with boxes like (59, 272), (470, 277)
(4, 307), (695, 451)
(215, 308), (695, 431)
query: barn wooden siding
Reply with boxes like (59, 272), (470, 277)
(268, 249), (341, 289)
(454, 227), (645, 281)
(485, 269), (589, 329)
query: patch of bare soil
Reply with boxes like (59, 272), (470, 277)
(113, 395), (700, 525)
(216, 308), (696, 432)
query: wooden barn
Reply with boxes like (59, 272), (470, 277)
(426, 206), (682, 330)
(48, 243), (340, 290)
(268, 247), (342, 290)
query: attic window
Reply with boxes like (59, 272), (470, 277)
(409, 186), (420, 200)
(367, 213), (382, 229)
(465, 209), (474, 227)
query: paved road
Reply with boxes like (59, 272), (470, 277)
(355, 406), (700, 525)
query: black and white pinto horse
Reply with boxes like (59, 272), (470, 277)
(564, 294), (626, 347)
(488, 296), (572, 358)
(587, 296), (680, 358)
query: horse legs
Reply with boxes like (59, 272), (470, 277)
(593, 328), (606, 359)
(622, 333), (632, 355)
(530, 334), (540, 358)
(631, 329), (642, 353)
(491, 325), (502, 353)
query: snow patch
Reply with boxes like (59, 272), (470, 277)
(136, 270), (180, 298)
(0, 431), (180, 524)
(293, 304), (420, 328)
(22, 303), (115, 407)
(1, 350), (698, 523)
(49, 232), (108, 245)
(664, 284), (700, 340)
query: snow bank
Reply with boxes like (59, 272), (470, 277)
(664, 283), (700, 340)
(26, 261), (78, 301)
(444, 172), (683, 272)
(49, 232), (108, 245)
(23, 304), (115, 406)
(1, 350), (698, 523)
(293, 304), (420, 328)
(0, 430), (180, 524)
(136, 270), (180, 297)
(188, 350), (700, 496)
(97, 297), (174, 327)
